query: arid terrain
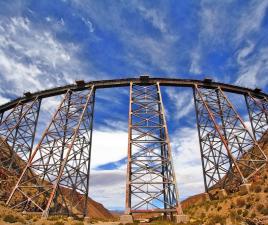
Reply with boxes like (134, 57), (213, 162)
(180, 132), (268, 225)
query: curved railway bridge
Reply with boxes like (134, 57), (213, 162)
(0, 76), (267, 218)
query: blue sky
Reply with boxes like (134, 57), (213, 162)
(0, 0), (267, 210)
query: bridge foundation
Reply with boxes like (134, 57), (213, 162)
(239, 183), (251, 194)
(120, 215), (134, 224)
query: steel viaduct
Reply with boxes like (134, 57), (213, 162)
(0, 76), (267, 220)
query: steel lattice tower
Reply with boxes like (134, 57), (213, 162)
(194, 85), (267, 192)
(125, 82), (182, 216)
(6, 87), (95, 217)
(0, 98), (41, 173)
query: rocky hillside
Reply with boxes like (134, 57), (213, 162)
(0, 137), (113, 220)
(181, 132), (268, 225)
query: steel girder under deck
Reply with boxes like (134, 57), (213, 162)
(6, 87), (95, 217)
(126, 82), (182, 216)
(194, 85), (267, 192)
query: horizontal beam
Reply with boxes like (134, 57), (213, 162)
(0, 77), (267, 113)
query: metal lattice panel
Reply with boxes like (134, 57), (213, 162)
(0, 98), (41, 172)
(6, 87), (95, 217)
(194, 85), (267, 192)
(245, 93), (268, 140)
(125, 82), (181, 215)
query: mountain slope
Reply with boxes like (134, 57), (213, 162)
(0, 137), (113, 220)
(181, 131), (268, 224)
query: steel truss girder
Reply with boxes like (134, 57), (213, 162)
(245, 93), (268, 140)
(194, 85), (267, 192)
(0, 98), (41, 173)
(126, 82), (182, 216)
(6, 87), (95, 217)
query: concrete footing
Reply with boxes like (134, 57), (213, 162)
(239, 183), (251, 194)
(120, 214), (134, 224)
(218, 189), (228, 199)
(84, 217), (90, 223)
(174, 214), (189, 224)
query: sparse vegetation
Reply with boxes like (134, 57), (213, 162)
(254, 185), (262, 193)
(206, 215), (225, 225)
(53, 222), (65, 225)
(242, 209), (249, 217)
(3, 214), (25, 224)
(236, 198), (246, 207)
(256, 203), (264, 212)
(3, 215), (18, 223)
(261, 207), (268, 215)
(250, 212), (256, 218)
(72, 222), (84, 225)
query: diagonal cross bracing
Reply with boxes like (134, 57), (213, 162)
(6, 87), (95, 217)
(0, 98), (41, 173)
(194, 85), (267, 192)
(125, 82), (182, 216)
(245, 93), (268, 141)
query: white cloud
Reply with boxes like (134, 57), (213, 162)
(165, 88), (194, 120)
(89, 169), (126, 209)
(171, 126), (205, 199)
(87, 128), (128, 209)
(0, 95), (10, 105)
(189, 49), (202, 74)
(234, 0), (268, 43)
(91, 130), (128, 168)
(0, 16), (97, 96)
(235, 47), (268, 88)
(134, 4), (168, 33)
(237, 41), (255, 66)
(70, 1), (179, 74)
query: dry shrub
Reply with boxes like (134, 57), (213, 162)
(3, 214), (25, 224)
(261, 208), (268, 215)
(243, 209), (249, 217)
(237, 209), (243, 215)
(54, 222), (65, 225)
(254, 185), (262, 193)
(206, 215), (226, 225)
(256, 203), (264, 212)
(236, 198), (246, 207)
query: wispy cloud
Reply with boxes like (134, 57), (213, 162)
(171, 126), (204, 199)
(165, 88), (194, 120)
(0, 16), (97, 97)
(235, 46), (268, 89)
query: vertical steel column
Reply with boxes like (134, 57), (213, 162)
(0, 98), (41, 173)
(125, 82), (181, 216)
(194, 85), (267, 192)
(245, 93), (268, 140)
(7, 86), (95, 218)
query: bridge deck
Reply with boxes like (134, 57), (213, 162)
(0, 77), (267, 113)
